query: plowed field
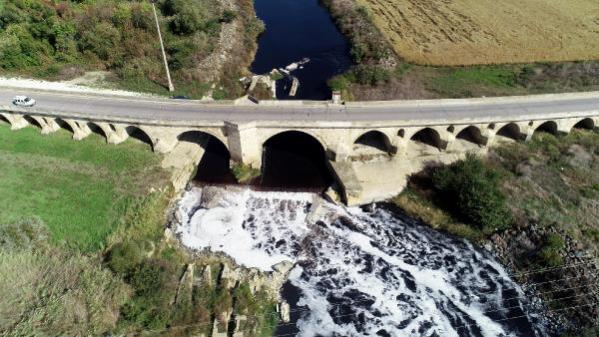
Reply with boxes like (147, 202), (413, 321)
(356, 0), (599, 65)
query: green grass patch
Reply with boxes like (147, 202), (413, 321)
(0, 124), (168, 252)
(428, 66), (519, 97)
(232, 163), (260, 184)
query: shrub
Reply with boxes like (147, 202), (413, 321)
(106, 241), (146, 275)
(537, 234), (565, 267)
(120, 258), (179, 329)
(328, 74), (350, 91)
(432, 153), (512, 232)
(221, 10), (237, 23)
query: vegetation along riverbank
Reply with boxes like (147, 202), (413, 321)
(324, 0), (599, 101)
(0, 0), (263, 99)
(0, 122), (282, 336)
(393, 128), (599, 336)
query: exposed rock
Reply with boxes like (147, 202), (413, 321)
(174, 263), (194, 305)
(279, 300), (291, 323)
(202, 265), (213, 287)
(567, 144), (593, 168)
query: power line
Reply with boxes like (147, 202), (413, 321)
(131, 258), (599, 335)
(454, 300), (599, 332)
(507, 258), (598, 278)
(135, 277), (598, 336)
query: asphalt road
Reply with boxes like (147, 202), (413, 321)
(1, 87), (598, 123)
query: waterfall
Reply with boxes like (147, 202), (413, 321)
(175, 186), (549, 337)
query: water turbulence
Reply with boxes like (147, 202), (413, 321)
(260, 131), (334, 191)
(175, 187), (549, 337)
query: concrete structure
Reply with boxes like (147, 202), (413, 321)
(1, 89), (598, 204)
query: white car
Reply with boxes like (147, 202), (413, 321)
(13, 96), (36, 107)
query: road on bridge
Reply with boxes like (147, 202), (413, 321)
(1, 87), (598, 123)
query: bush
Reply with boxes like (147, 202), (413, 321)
(106, 241), (146, 275)
(537, 234), (565, 267)
(432, 154), (512, 232)
(221, 10), (237, 23)
(120, 258), (179, 329)
(351, 65), (391, 86)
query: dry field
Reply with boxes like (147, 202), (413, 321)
(356, 0), (599, 65)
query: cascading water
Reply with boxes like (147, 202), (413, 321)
(175, 186), (551, 337)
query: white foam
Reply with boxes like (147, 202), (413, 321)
(174, 187), (548, 337)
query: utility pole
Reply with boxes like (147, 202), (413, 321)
(152, 2), (175, 92)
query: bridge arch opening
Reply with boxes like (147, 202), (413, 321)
(410, 128), (447, 151)
(88, 122), (107, 140)
(574, 118), (595, 130)
(496, 123), (523, 141)
(23, 116), (42, 130)
(456, 126), (486, 146)
(125, 126), (153, 150)
(354, 131), (393, 154)
(55, 118), (74, 133)
(0, 115), (10, 125)
(178, 131), (235, 184)
(534, 121), (558, 135)
(261, 131), (333, 191)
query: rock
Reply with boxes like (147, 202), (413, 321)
(199, 186), (227, 209)
(567, 144), (592, 168)
(232, 315), (247, 337)
(220, 263), (240, 289)
(514, 232), (536, 251)
(273, 261), (294, 275)
(203, 265), (213, 287)
(515, 162), (533, 177)
(279, 301), (291, 323)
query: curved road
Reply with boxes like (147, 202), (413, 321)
(1, 87), (598, 123)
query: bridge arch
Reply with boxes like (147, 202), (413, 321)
(353, 130), (394, 154)
(87, 122), (108, 140)
(410, 128), (447, 150)
(125, 126), (154, 150)
(261, 130), (333, 190)
(455, 125), (486, 146)
(573, 118), (595, 130)
(496, 123), (524, 141)
(534, 121), (558, 135)
(23, 116), (42, 129)
(0, 114), (10, 125)
(179, 130), (234, 184)
(55, 118), (74, 133)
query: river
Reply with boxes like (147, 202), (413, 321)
(250, 0), (352, 100)
(174, 186), (552, 337)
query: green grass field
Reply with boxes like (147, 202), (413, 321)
(0, 123), (168, 252)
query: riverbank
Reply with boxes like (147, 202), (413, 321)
(323, 0), (599, 101)
(0, 123), (283, 336)
(393, 129), (599, 335)
(0, 0), (262, 100)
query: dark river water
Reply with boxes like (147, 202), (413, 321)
(250, 0), (352, 100)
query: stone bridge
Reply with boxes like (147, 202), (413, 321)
(1, 93), (598, 204)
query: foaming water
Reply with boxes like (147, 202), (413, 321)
(175, 187), (550, 337)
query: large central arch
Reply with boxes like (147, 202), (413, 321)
(178, 131), (235, 184)
(261, 130), (333, 190)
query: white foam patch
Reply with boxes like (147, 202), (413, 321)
(175, 187), (313, 271)
(174, 187), (548, 337)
